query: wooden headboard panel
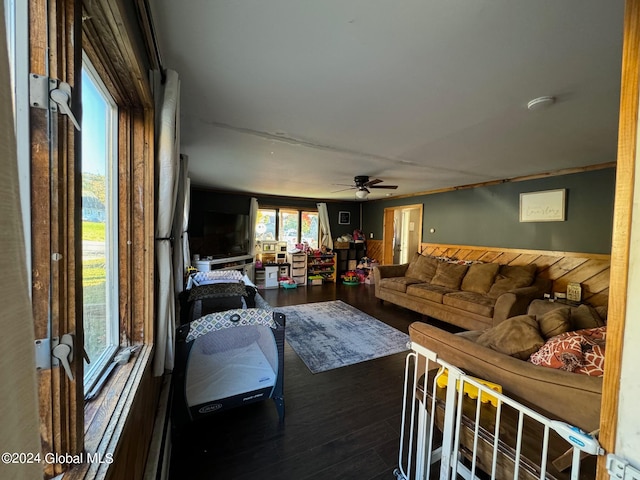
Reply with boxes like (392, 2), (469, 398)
(418, 243), (611, 308)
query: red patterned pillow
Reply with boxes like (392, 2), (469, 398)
(529, 334), (583, 371)
(529, 326), (607, 375)
(575, 344), (606, 377)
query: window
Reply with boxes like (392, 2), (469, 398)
(22, 0), (156, 475)
(81, 59), (119, 389)
(279, 209), (299, 249)
(256, 209), (276, 241)
(301, 211), (319, 249)
(256, 207), (319, 249)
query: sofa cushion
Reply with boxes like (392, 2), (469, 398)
(529, 326), (606, 375)
(405, 253), (439, 283)
(570, 304), (605, 330)
(537, 307), (572, 339)
(430, 262), (469, 289)
(406, 283), (456, 303)
(575, 343), (606, 377)
(379, 276), (422, 293)
(442, 291), (495, 318)
(460, 262), (500, 294)
(487, 264), (537, 299)
(476, 314), (545, 360)
(529, 333), (584, 371)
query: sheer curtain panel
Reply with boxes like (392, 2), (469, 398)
(173, 154), (190, 294)
(317, 202), (333, 250)
(154, 69), (181, 376)
(249, 197), (259, 256)
(0, 4), (42, 477)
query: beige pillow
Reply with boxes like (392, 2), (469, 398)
(404, 252), (422, 279)
(461, 262), (500, 294)
(537, 307), (571, 339)
(487, 264), (537, 299)
(430, 262), (469, 289)
(405, 253), (438, 282)
(570, 304), (605, 330)
(476, 315), (545, 360)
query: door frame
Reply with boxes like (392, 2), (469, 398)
(382, 204), (423, 265)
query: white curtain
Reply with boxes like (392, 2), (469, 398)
(249, 197), (259, 256)
(0, 4), (42, 477)
(173, 154), (189, 294)
(317, 202), (333, 249)
(183, 176), (191, 271)
(153, 69), (181, 376)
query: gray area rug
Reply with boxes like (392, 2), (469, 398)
(278, 300), (410, 374)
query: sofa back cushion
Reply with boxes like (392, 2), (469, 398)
(476, 314), (545, 360)
(487, 264), (537, 299)
(570, 304), (606, 330)
(405, 253), (439, 282)
(460, 262), (500, 294)
(537, 307), (572, 339)
(528, 300), (606, 330)
(430, 261), (469, 289)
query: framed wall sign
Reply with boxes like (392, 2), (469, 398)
(338, 211), (350, 225)
(519, 189), (566, 222)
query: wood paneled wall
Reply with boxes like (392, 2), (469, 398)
(419, 243), (610, 308)
(366, 239), (384, 265)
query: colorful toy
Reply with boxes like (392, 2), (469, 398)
(342, 270), (360, 285)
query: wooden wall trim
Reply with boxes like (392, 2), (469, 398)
(369, 162), (616, 201)
(420, 243), (611, 261)
(596, 0), (639, 476)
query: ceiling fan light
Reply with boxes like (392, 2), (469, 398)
(527, 96), (555, 110)
(355, 189), (369, 199)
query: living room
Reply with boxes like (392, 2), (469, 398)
(2, 1), (640, 480)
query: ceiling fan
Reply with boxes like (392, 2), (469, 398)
(334, 175), (399, 199)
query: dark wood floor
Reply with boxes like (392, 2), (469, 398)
(168, 283), (457, 480)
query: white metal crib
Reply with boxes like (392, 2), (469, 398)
(395, 342), (603, 480)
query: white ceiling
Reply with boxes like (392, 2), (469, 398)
(150, 1), (624, 201)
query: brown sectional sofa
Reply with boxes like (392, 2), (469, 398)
(374, 253), (552, 331)
(408, 299), (605, 431)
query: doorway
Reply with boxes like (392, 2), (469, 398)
(382, 204), (423, 264)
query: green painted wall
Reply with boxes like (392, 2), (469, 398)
(362, 168), (615, 254)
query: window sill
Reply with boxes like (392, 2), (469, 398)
(64, 344), (155, 480)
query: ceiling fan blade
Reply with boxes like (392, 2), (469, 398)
(331, 186), (357, 193)
(370, 184), (398, 189)
(364, 178), (383, 187)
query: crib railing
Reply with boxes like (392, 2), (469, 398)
(395, 342), (603, 480)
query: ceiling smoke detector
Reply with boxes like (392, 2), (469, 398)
(527, 96), (555, 111)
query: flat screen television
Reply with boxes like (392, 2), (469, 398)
(201, 211), (250, 258)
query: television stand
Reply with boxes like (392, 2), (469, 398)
(193, 254), (254, 281)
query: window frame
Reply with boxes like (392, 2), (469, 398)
(256, 207), (320, 249)
(80, 55), (120, 393)
(23, 0), (156, 477)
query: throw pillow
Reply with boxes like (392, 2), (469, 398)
(575, 344), (606, 377)
(487, 264), (537, 299)
(404, 252), (422, 278)
(529, 334), (584, 371)
(537, 307), (571, 339)
(461, 262), (500, 294)
(476, 315), (545, 360)
(530, 326), (607, 374)
(430, 262), (469, 289)
(570, 304), (605, 330)
(405, 253), (438, 282)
